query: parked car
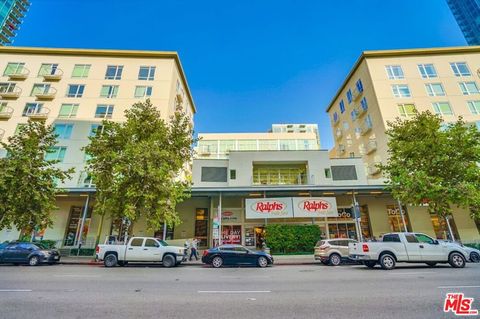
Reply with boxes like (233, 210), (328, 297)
(314, 239), (358, 266)
(96, 237), (186, 268)
(202, 245), (273, 268)
(349, 232), (469, 270)
(440, 240), (480, 263)
(0, 242), (61, 266)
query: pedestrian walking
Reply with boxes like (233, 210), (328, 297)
(189, 238), (199, 261)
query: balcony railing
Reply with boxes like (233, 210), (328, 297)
(360, 122), (372, 135)
(35, 87), (57, 100)
(0, 85), (22, 98)
(252, 173), (310, 186)
(352, 87), (362, 101)
(41, 68), (63, 81)
(357, 105), (367, 117)
(23, 106), (50, 120)
(337, 144), (346, 156)
(0, 105), (14, 119)
(7, 67), (30, 80)
(366, 140), (377, 154)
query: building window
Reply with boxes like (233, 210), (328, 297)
(324, 168), (332, 179)
(100, 85), (119, 98)
(386, 205), (411, 232)
(105, 65), (123, 80)
(67, 84), (85, 98)
(95, 104), (114, 119)
(385, 65), (404, 79)
(459, 82), (480, 95)
(45, 146), (67, 162)
(201, 167), (228, 182)
(54, 124), (73, 139)
(397, 103), (416, 117)
(230, 169), (236, 180)
(134, 86), (152, 98)
(360, 97), (368, 111)
(392, 84), (411, 98)
(467, 101), (480, 115)
(58, 104), (79, 118)
(356, 79), (364, 93)
(30, 83), (51, 96)
(417, 64), (437, 78)
(22, 103), (44, 116)
(90, 124), (104, 137)
(339, 100), (345, 113)
(38, 63), (59, 76)
(425, 83), (445, 96)
(138, 66), (156, 80)
(432, 102), (454, 116)
(332, 112), (338, 123)
(347, 89), (353, 104)
(450, 62), (471, 77)
(3, 62), (25, 76)
(350, 110), (358, 121)
(71, 64), (91, 78)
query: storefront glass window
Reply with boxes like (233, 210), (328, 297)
(110, 218), (133, 243)
(430, 213), (460, 240)
(154, 224), (174, 240)
(222, 225), (242, 245)
(64, 206), (92, 246)
(195, 208), (209, 247)
(386, 205), (411, 232)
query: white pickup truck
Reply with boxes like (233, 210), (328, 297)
(349, 232), (469, 270)
(96, 237), (186, 268)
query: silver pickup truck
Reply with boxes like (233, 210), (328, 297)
(349, 232), (469, 270)
(96, 237), (186, 268)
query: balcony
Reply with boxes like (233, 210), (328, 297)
(368, 162), (382, 175)
(7, 67), (30, 80)
(366, 140), (377, 154)
(2, 25), (15, 38)
(78, 171), (95, 188)
(360, 122), (372, 135)
(0, 105), (14, 120)
(335, 128), (343, 140)
(352, 87), (362, 101)
(252, 164), (309, 186)
(35, 87), (57, 100)
(0, 85), (22, 99)
(23, 106), (50, 120)
(41, 68), (63, 81)
(333, 117), (340, 126)
(357, 105), (367, 117)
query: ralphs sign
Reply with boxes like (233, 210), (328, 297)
(292, 197), (338, 217)
(245, 198), (294, 219)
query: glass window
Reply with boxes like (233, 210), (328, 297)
(238, 139), (257, 150)
(144, 239), (159, 247)
(405, 234), (418, 243)
(432, 102), (453, 116)
(95, 104), (114, 119)
(347, 89), (353, 104)
(54, 124), (73, 139)
(450, 62), (471, 77)
(324, 168), (331, 178)
(130, 238), (144, 247)
(58, 104), (79, 118)
(418, 64), (437, 78)
(467, 101), (480, 115)
(360, 97), (368, 111)
(333, 112), (338, 123)
(230, 169), (236, 180)
(459, 82), (480, 95)
(3, 62), (25, 76)
(425, 83), (445, 96)
(105, 65), (123, 80)
(67, 84), (85, 98)
(45, 146), (67, 162)
(138, 66), (156, 80)
(382, 234), (400, 242)
(100, 85), (119, 98)
(350, 109), (358, 121)
(22, 103), (44, 116)
(72, 64), (91, 78)
(134, 86), (152, 98)
(415, 234), (434, 244)
(356, 79), (364, 93)
(30, 83), (50, 96)
(279, 140), (296, 150)
(392, 84), (411, 98)
(258, 139), (278, 151)
(0, 102), (8, 113)
(89, 124), (104, 137)
(339, 100), (345, 113)
(387, 205), (411, 232)
(0, 82), (17, 93)
(38, 63), (58, 76)
(397, 103), (416, 117)
(385, 65), (404, 79)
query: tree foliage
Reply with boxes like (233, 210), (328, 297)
(380, 111), (480, 223)
(84, 99), (196, 232)
(0, 120), (74, 234)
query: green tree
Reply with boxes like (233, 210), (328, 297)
(380, 111), (480, 239)
(0, 120), (74, 238)
(84, 99), (196, 240)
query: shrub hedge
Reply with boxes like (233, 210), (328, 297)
(265, 224), (321, 254)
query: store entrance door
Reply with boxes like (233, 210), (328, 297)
(254, 227), (266, 249)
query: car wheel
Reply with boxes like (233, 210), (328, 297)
(117, 261), (126, 267)
(162, 254), (175, 268)
(449, 252), (466, 268)
(426, 262), (437, 267)
(212, 256), (223, 268)
(329, 253), (342, 266)
(258, 256), (268, 268)
(104, 254), (118, 267)
(29, 256), (40, 266)
(470, 252), (480, 263)
(364, 261), (376, 268)
(379, 253), (396, 270)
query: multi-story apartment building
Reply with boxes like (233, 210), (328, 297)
(326, 46), (480, 178)
(447, 0), (480, 46)
(0, 46), (195, 246)
(0, 0), (30, 45)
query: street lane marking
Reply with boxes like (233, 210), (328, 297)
(388, 272), (433, 275)
(0, 289), (32, 292)
(437, 286), (480, 289)
(53, 274), (101, 278)
(198, 290), (271, 294)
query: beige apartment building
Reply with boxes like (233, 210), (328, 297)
(326, 46), (480, 177)
(0, 46), (196, 245)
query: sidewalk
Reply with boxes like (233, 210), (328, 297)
(59, 254), (316, 266)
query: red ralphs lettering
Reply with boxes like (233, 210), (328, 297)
(302, 200), (330, 212)
(254, 201), (285, 213)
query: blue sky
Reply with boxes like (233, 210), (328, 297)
(13, 0), (465, 149)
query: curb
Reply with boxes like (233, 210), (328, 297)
(59, 261), (318, 266)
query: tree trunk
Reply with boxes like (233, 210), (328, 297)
(95, 213), (105, 247)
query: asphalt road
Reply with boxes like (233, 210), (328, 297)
(0, 262), (479, 319)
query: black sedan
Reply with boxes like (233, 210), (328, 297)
(0, 242), (61, 266)
(202, 244), (273, 268)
